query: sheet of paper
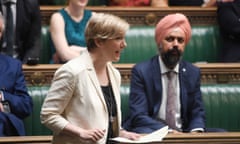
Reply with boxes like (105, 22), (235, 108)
(110, 126), (169, 143)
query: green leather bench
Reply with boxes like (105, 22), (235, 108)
(118, 25), (221, 63)
(121, 84), (240, 132)
(39, 25), (221, 64)
(24, 84), (240, 136)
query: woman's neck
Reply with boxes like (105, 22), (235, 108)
(91, 52), (109, 86)
(65, 5), (84, 22)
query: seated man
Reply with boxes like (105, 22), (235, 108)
(0, 13), (33, 136)
(123, 13), (225, 133)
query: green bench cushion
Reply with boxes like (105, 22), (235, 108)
(120, 84), (240, 132)
(40, 25), (221, 64)
(117, 25), (221, 63)
(24, 84), (240, 135)
(24, 86), (52, 136)
(202, 84), (240, 131)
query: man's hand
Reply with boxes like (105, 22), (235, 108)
(119, 129), (141, 140)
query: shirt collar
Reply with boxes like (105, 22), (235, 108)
(159, 56), (179, 74)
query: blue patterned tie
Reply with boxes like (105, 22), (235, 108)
(166, 71), (177, 130)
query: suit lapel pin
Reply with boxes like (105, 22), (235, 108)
(182, 68), (186, 72)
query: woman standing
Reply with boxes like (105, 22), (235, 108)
(41, 13), (140, 144)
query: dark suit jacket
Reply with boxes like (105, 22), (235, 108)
(0, 0), (41, 63)
(123, 56), (205, 133)
(0, 54), (33, 136)
(217, 0), (240, 62)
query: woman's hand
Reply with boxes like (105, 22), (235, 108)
(62, 123), (105, 143)
(78, 128), (106, 142)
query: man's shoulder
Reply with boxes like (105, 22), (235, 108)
(134, 55), (158, 68)
(180, 60), (200, 74)
(0, 55), (22, 72)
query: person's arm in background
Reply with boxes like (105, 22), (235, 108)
(1, 60), (33, 118)
(151, 0), (168, 7)
(49, 13), (86, 63)
(202, 0), (217, 7)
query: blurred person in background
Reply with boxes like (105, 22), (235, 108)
(0, 13), (33, 136)
(49, 0), (95, 63)
(151, 0), (217, 7)
(217, 0), (240, 62)
(0, 0), (41, 64)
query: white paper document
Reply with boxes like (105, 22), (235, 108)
(110, 126), (169, 143)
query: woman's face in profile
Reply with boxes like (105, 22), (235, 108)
(99, 32), (127, 63)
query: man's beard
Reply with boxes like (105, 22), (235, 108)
(160, 46), (182, 69)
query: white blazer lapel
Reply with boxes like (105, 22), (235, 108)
(83, 51), (108, 112)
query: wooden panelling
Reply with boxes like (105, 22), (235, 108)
(0, 135), (52, 143)
(23, 63), (240, 86)
(40, 6), (217, 26)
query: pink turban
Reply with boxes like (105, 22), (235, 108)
(155, 13), (192, 46)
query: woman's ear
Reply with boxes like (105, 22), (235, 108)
(94, 38), (103, 48)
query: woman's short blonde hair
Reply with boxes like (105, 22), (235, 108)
(85, 13), (130, 51)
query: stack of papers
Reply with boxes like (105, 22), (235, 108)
(110, 126), (168, 143)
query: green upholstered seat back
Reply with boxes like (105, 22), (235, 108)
(87, 0), (105, 6)
(120, 84), (131, 120)
(40, 26), (52, 64)
(24, 86), (52, 136)
(120, 83), (240, 131)
(117, 26), (157, 63)
(40, 25), (221, 64)
(53, 0), (66, 5)
(201, 84), (240, 131)
(184, 26), (221, 63)
(117, 25), (221, 64)
(24, 83), (240, 135)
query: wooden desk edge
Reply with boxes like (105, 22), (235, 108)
(0, 135), (52, 143)
(0, 133), (240, 143)
(0, 132), (240, 144)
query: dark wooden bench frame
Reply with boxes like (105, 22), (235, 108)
(40, 6), (217, 26)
